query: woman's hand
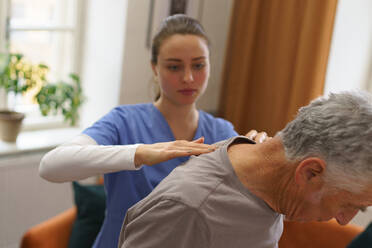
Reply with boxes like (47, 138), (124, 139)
(245, 130), (271, 143)
(134, 137), (216, 167)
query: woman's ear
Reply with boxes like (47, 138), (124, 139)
(294, 157), (326, 188)
(151, 62), (158, 77)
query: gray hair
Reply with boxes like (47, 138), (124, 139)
(278, 91), (372, 193)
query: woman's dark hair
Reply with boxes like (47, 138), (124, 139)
(151, 14), (210, 64)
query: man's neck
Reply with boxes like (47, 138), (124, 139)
(227, 136), (295, 214)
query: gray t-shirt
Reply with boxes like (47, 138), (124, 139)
(118, 136), (283, 248)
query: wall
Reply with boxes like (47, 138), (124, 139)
(197, 0), (234, 113)
(0, 152), (73, 248)
(119, 0), (234, 114)
(118, 0), (153, 105)
(0, 0), (9, 108)
(324, 0), (372, 93)
(79, 0), (129, 128)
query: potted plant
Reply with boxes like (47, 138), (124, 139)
(0, 53), (84, 142)
(36, 73), (84, 126)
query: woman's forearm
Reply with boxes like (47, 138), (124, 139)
(39, 134), (140, 183)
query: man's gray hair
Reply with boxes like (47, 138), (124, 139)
(278, 91), (372, 193)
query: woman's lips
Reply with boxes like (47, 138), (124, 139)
(178, 89), (197, 96)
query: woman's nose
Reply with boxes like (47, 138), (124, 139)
(183, 68), (194, 83)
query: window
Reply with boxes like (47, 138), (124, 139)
(0, 0), (83, 130)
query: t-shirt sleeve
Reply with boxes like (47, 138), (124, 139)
(216, 117), (238, 139)
(83, 107), (122, 145)
(119, 199), (210, 248)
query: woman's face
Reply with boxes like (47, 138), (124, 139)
(152, 34), (210, 106)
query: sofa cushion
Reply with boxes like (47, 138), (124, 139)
(68, 181), (106, 248)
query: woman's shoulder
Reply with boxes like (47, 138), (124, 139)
(113, 103), (153, 112)
(109, 103), (154, 118)
(199, 110), (234, 128)
(83, 103), (156, 145)
(198, 110), (238, 140)
(92, 103), (154, 127)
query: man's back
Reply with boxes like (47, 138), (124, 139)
(119, 136), (283, 248)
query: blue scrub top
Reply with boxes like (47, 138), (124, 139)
(83, 103), (237, 248)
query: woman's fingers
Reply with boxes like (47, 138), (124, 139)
(245, 130), (258, 140)
(135, 140), (216, 166)
(255, 132), (268, 143)
(192, 137), (204, 143)
(245, 129), (270, 143)
(169, 140), (216, 154)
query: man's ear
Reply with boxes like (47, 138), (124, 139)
(294, 157), (326, 187)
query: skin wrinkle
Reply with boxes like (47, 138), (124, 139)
(228, 134), (372, 225)
(229, 138), (295, 214)
(238, 92), (372, 225)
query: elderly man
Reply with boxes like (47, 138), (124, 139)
(118, 91), (372, 248)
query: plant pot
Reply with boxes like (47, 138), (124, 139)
(0, 110), (25, 142)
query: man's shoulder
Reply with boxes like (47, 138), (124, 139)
(156, 164), (225, 209)
(125, 177), (216, 226)
(134, 154), (227, 213)
(121, 197), (211, 248)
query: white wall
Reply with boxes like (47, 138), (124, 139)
(197, 0), (234, 113)
(0, 1), (9, 109)
(79, 0), (128, 128)
(119, 0), (234, 114)
(324, 0), (372, 94)
(118, 0), (153, 105)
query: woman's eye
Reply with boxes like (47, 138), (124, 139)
(193, 63), (205, 70)
(167, 65), (180, 71)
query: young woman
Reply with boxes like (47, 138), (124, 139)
(39, 14), (266, 248)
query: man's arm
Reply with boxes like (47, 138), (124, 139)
(119, 199), (210, 248)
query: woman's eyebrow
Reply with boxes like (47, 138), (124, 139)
(192, 56), (207, 61)
(165, 58), (182, 62)
(164, 57), (206, 62)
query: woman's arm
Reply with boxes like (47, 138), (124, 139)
(39, 135), (216, 183)
(39, 134), (139, 182)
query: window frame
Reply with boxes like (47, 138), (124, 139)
(0, 0), (85, 130)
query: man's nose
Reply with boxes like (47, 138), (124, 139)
(335, 210), (358, 225)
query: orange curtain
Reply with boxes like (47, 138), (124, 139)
(219, 0), (338, 136)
